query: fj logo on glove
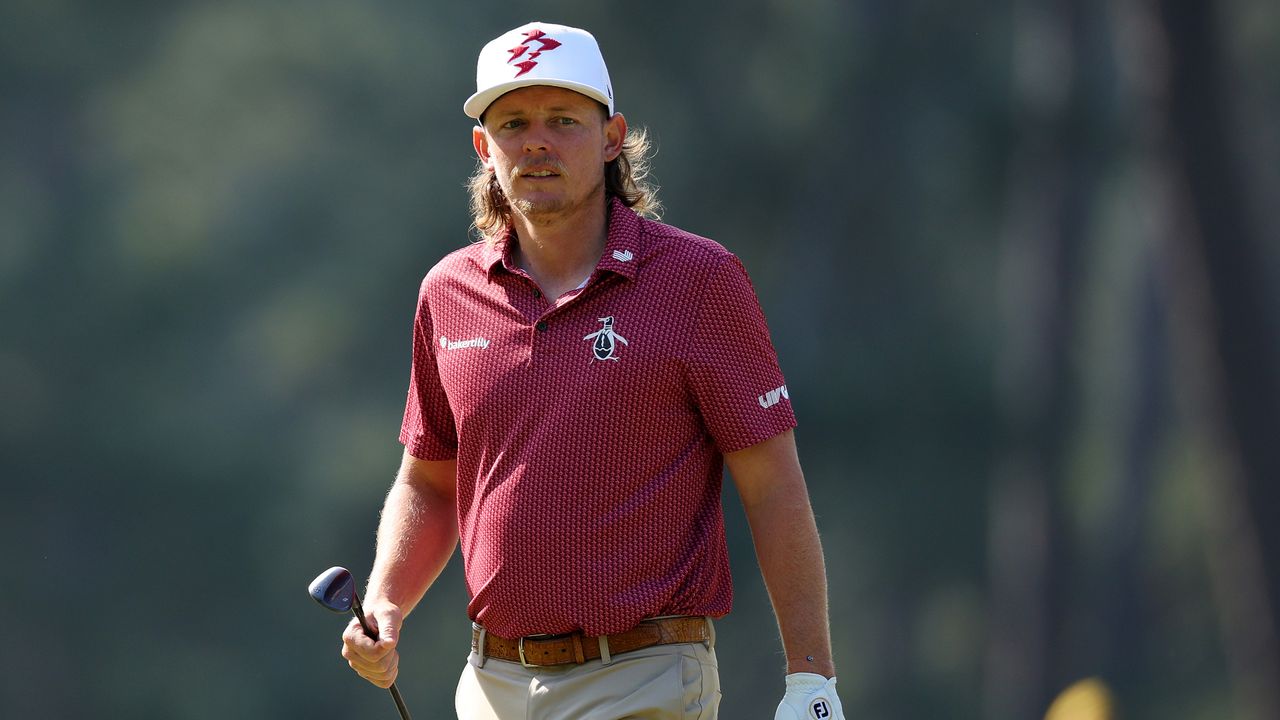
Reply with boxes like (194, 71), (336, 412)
(583, 316), (628, 361)
(810, 698), (831, 719)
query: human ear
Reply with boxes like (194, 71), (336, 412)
(472, 125), (494, 170)
(602, 112), (627, 162)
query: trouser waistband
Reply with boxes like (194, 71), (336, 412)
(471, 616), (714, 668)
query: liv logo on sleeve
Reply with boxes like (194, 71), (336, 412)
(758, 384), (790, 409)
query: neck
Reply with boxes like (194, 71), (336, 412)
(511, 194), (610, 298)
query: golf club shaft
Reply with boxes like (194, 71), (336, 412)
(351, 593), (412, 720)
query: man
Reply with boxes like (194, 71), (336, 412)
(340, 21), (845, 720)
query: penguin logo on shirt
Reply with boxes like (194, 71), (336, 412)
(583, 316), (628, 361)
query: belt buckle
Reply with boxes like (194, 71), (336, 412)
(518, 636), (539, 668)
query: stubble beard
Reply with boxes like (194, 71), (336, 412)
(511, 196), (570, 218)
(505, 169), (605, 223)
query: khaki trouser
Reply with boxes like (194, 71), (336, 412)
(455, 630), (721, 719)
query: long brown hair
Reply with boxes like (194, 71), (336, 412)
(468, 125), (661, 242)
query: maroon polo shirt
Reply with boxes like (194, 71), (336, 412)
(399, 197), (796, 638)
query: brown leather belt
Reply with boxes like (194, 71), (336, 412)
(471, 616), (711, 668)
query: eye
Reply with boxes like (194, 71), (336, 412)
(500, 118), (525, 130)
(554, 116), (578, 126)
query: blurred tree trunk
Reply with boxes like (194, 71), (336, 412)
(1098, 263), (1167, 689)
(1149, 0), (1280, 714)
(986, 1), (1106, 716)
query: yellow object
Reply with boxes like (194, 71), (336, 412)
(1044, 677), (1115, 720)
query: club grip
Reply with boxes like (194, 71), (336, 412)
(350, 593), (379, 639)
(348, 592), (412, 719)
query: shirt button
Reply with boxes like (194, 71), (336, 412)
(533, 289), (542, 298)
(536, 321), (548, 331)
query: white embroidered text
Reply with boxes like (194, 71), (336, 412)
(439, 336), (490, 351)
(757, 384), (790, 408)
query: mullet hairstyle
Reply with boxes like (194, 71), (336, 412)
(468, 123), (662, 243)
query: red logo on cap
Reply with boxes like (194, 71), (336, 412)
(507, 29), (562, 77)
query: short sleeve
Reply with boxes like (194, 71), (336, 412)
(398, 279), (459, 459)
(683, 255), (796, 453)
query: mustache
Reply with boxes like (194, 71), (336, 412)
(511, 157), (567, 179)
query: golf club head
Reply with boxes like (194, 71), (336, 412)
(309, 566), (356, 614)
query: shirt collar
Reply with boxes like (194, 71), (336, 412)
(596, 197), (643, 281)
(479, 228), (514, 279)
(479, 197), (645, 282)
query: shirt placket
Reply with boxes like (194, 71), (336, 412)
(506, 270), (601, 367)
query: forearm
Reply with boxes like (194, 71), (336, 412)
(365, 457), (459, 616)
(742, 482), (835, 678)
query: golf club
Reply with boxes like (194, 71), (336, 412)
(308, 566), (412, 720)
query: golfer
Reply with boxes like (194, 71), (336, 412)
(340, 21), (845, 719)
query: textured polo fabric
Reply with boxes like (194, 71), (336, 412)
(399, 198), (796, 639)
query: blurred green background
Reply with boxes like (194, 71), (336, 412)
(3, 1), (1278, 718)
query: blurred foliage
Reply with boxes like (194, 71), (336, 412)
(2, 1), (1278, 718)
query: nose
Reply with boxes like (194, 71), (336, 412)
(522, 128), (550, 154)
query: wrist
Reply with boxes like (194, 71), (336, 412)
(786, 655), (835, 678)
(362, 578), (401, 608)
(361, 594), (403, 615)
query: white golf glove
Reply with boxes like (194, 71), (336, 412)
(774, 672), (845, 720)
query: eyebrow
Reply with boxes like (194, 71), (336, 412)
(490, 104), (588, 118)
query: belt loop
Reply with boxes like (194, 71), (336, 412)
(572, 634), (586, 664)
(476, 625), (488, 668)
(597, 634), (612, 665)
(704, 617), (716, 650)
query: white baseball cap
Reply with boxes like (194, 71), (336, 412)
(464, 22), (615, 120)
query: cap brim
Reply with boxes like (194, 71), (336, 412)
(464, 78), (613, 119)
